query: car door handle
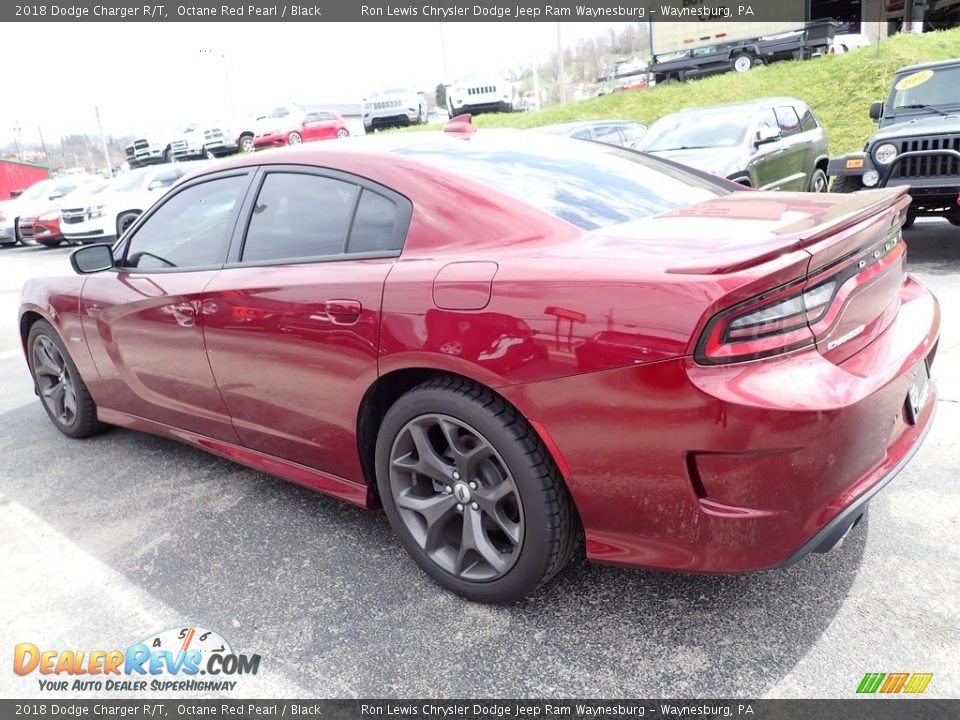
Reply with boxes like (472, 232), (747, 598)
(325, 299), (362, 324)
(172, 302), (197, 316)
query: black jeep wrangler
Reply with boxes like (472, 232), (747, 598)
(828, 58), (960, 227)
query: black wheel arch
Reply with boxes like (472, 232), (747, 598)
(356, 368), (574, 507)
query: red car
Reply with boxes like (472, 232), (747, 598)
(253, 110), (350, 149)
(19, 127), (938, 603)
(16, 211), (63, 247)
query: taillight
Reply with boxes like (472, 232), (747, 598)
(696, 229), (904, 365)
(697, 278), (839, 364)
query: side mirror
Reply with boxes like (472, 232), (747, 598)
(70, 244), (114, 274)
(755, 126), (782, 146)
(869, 100), (883, 121)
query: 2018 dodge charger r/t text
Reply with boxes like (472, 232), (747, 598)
(19, 131), (939, 603)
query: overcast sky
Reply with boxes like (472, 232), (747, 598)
(4, 22), (627, 144)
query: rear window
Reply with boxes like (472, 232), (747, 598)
(397, 137), (727, 231)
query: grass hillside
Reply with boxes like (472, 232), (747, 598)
(465, 28), (960, 155)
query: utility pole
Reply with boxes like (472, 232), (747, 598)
(532, 50), (541, 112)
(95, 105), (113, 176)
(556, 22), (566, 103)
(37, 126), (50, 167)
(439, 22), (449, 82)
(13, 120), (22, 157)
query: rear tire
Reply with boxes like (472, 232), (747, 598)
(37, 239), (63, 248)
(239, 133), (255, 153)
(27, 320), (105, 439)
(831, 175), (863, 193)
(732, 53), (755, 73)
(375, 376), (579, 603)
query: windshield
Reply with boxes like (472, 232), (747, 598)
(397, 136), (727, 231)
(641, 107), (750, 151)
(110, 171), (150, 193)
(892, 66), (960, 110)
(18, 180), (54, 201)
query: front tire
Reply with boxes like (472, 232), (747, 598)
(831, 175), (863, 193)
(28, 320), (105, 439)
(375, 377), (579, 603)
(239, 133), (255, 153)
(288, 131), (302, 145)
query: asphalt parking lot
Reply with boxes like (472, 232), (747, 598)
(1, 222), (957, 700)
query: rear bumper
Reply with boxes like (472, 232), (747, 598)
(500, 275), (940, 573)
(780, 403), (934, 566)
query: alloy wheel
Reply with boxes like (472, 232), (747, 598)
(288, 132), (302, 145)
(388, 413), (524, 582)
(32, 335), (78, 427)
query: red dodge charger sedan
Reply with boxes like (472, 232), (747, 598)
(19, 127), (938, 602)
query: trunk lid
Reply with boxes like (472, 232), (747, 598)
(593, 187), (911, 364)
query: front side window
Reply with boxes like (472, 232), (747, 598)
(123, 175), (246, 270)
(241, 173), (358, 263)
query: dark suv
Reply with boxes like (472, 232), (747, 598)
(829, 58), (960, 226)
(640, 97), (830, 191)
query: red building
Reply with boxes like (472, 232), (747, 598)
(0, 159), (50, 201)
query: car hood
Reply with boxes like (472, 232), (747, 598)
(2, 197), (64, 218)
(646, 146), (743, 178)
(875, 112), (960, 139)
(60, 189), (149, 211)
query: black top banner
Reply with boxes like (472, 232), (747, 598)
(1, 699), (958, 720)
(5, 1), (814, 23)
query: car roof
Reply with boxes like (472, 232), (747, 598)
(896, 58), (960, 74)
(536, 120), (644, 132)
(180, 129), (622, 180)
(654, 96), (805, 118)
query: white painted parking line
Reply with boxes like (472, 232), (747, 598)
(0, 494), (330, 699)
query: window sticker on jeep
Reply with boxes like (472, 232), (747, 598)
(895, 69), (935, 91)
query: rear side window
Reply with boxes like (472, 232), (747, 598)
(241, 173), (357, 262)
(348, 190), (400, 254)
(570, 128), (594, 140)
(775, 106), (802, 137)
(593, 125), (624, 145)
(397, 139), (727, 231)
(799, 106), (818, 132)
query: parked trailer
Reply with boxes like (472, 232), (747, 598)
(649, 20), (836, 84)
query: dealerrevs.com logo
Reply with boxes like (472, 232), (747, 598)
(14, 626), (261, 692)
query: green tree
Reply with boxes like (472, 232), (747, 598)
(435, 83), (447, 109)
